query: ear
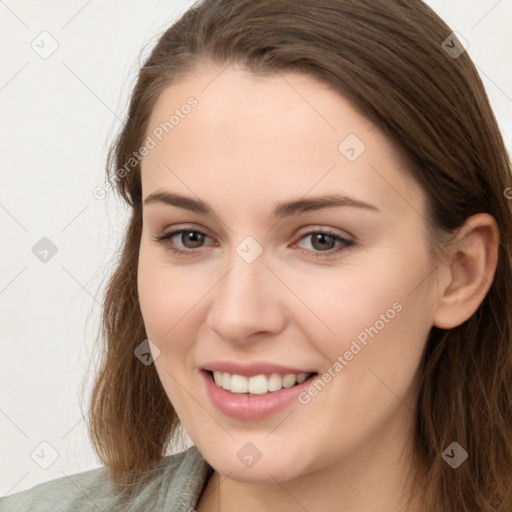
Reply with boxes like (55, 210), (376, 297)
(433, 213), (500, 329)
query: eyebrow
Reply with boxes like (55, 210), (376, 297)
(143, 191), (380, 217)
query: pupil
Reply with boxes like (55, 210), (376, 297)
(184, 231), (204, 248)
(312, 233), (334, 251)
(180, 232), (335, 250)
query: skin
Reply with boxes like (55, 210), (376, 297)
(137, 62), (499, 511)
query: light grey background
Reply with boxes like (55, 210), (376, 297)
(1, 0), (511, 495)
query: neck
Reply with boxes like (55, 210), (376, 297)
(196, 407), (426, 512)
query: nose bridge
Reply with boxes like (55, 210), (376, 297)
(206, 241), (285, 341)
(220, 231), (269, 300)
(225, 255), (262, 305)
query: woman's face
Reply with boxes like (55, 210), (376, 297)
(138, 63), (442, 483)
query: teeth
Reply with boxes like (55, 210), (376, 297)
(268, 373), (282, 392)
(282, 374), (297, 388)
(248, 374), (267, 394)
(222, 372), (231, 390)
(231, 374), (248, 393)
(213, 371), (223, 386)
(212, 371), (311, 394)
(296, 373), (308, 384)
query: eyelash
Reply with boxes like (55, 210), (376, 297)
(152, 226), (355, 259)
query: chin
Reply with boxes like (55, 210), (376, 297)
(200, 443), (311, 484)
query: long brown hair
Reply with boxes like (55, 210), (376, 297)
(87, 1), (512, 509)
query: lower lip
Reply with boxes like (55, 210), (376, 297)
(200, 370), (317, 420)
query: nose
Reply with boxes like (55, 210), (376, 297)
(206, 249), (287, 345)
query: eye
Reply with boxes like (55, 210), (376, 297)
(153, 228), (214, 255)
(294, 229), (354, 257)
(152, 226), (354, 258)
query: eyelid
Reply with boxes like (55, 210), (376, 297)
(294, 224), (354, 241)
(157, 223), (354, 241)
(159, 225), (215, 247)
(292, 227), (354, 257)
(157, 223), (213, 241)
(153, 224), (355, 257)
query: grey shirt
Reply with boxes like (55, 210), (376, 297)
(0, 446), (213, 511)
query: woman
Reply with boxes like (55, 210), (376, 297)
(2, 0), (511, 510)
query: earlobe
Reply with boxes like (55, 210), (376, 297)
(433, 213), (499, 329)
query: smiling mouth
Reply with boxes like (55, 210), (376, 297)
(206, 370), (318, 396)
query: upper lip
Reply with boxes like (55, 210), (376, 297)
(202, 361), (316, 377)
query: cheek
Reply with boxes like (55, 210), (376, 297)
(137, 245), (212, 352)
(137, 251), (165, 338)
(286, 242), (433, 374)
(137, 250), (199, 411)
(138, 244), (180, 343)
(327, 268), (431, 400)
(138, 229), (433, 361)
(288, 266), (417, 347)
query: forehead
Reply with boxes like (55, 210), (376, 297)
(141, 63), (424, 219)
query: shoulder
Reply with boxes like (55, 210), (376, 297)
(0, 445), (212, 512)
(0, 464), (110, 512)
